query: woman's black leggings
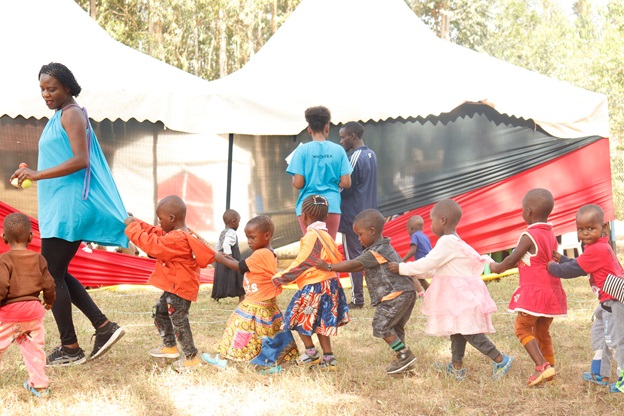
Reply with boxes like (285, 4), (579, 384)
(41, 238), (107, 346)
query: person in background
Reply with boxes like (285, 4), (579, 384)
(286, 106), (352, 239)
(11, 63), (125, 366)
(401, 215), (430, 294)
(338, 121), (378, 308)
(0, 213), (56, 397)
(211, 209), (245, 303)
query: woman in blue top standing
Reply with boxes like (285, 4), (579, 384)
(287, 106), (352, 239)
(10, 63), (126, 366)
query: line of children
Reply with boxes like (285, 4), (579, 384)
(548, 204), (624, 393)
(389, 199), (514, 381)
(124, 195), (216, 371)
(202, 215), (298, 371)
(211, 209), (245, 303)
(316, 209), (418, 374)
(489, 189), (565, 386)
(0, 213), (56, 398)
(272, 195), (350, 370)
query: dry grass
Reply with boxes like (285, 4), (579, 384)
(0, 276), (621, 415)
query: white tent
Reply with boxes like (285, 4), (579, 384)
(202, 0), (609, 139)
(0, 0), (212, 134)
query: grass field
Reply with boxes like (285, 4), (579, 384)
(0, 274), (621, 415)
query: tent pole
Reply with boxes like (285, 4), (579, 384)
(152, 128), (159, 224)
(226, 133), (234, 209)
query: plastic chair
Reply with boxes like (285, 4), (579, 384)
(558, 232), (582, 258)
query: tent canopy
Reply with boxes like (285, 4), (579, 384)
(202, 0), (609, 139)
(0, 0), (212, 133)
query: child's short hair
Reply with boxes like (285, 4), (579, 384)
(223, 209), (240, 224)
(305, 106), (331, 133)
(523, 188), (554, 217)
(3, 213), (32, 244)
(354, 209), (385, 233)
(577, 204), (605, 223)
(407, 215), (424, 230)
(433, 199), (462, 226)
(158, 195), (187, 219)
(342, 121), (364, 139)
(301, 195), (329, 222)
(247, 215), (274, 234)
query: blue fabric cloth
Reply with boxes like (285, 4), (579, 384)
(250, 329), (298, 367)
(37, 109), (128, 246)
(410, 230), (432, 261)
(339, 146), (378, 234)
(286, 140), (352, 215)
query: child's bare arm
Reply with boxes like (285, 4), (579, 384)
(402, 245), (418, 262)
(489, 234), (533, 274)
(215, 252), (241, 272)
(316, 258), (363, 272)
(412, 277), (424, 295)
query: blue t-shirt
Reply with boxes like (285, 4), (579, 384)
(410, 230), (432, 261)
(339, 146), (378, 235)
(286, 140), (353, 215)
(37, 108), (128, 246)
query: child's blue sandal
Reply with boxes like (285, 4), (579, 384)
(492, 354), (514, 380)
(582, 372), (610, 386)
(24, 381), (50, 398)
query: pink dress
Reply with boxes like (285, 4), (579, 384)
(399, 234), (497, 336)
(508, 223), (567, 316)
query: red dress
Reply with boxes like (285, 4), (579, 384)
(508, 223), (567, 316)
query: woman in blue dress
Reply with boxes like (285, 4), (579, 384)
(11, 63), (126, 366)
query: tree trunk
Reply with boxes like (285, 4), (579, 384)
(218, 9), (228, 78)
(89, 0), (96, 19)
(439, 0), (450, 40)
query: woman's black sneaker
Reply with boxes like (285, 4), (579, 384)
(89, 321), (125, 361)
(46, 346), (87, 367)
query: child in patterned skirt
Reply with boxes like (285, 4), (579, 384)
(202, 216), (298, 371)
(272, 195), (351, 371)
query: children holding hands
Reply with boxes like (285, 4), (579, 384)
(489, 189), (565, 386)
(272, 195), (350, 370)
(202, 216), (298, 371)
(388, 199), (514, 381)
(316, 209), (418, 374)
(548, 204), (624, 393)
(124, 195), (215, 371)
(0, 213), (56, 398)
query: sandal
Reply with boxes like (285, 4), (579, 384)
(528, 362), (557, 387)
(582, 372), (610, 386)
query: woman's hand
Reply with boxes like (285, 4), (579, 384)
(10, 167), (40, 186)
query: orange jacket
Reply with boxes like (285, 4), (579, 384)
(125, 220), (215, 301)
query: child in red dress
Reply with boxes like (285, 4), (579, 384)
(490, 189), (566, 386)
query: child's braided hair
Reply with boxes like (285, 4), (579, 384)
(301, 195), (329, 222)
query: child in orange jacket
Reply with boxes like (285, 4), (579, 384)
(125, 195), (215, 371)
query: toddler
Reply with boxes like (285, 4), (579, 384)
(316, 209), (418, 374)
(490, 189), (565, 386)
(273, 195), (350, 370)
(548, 204), (624, 393)
(0, 213), (55, 398)
(211, 209), (245, 303)
(125, 195), (215, 371)
(401, 214), (430, 294)
(389, 199), (514, 380)
(202, 216), (298, 372)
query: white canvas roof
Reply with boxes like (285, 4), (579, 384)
(202, 0), (609, 139)
(1, 0), (212, 133)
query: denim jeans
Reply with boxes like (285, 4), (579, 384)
(153, 292), (197, 358)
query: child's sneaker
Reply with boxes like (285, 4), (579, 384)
(24, 381), (49, 398)
(297, 350), (321, 366)
(201, 353), (228, 369)
(386, 348), (417, 374)
(46, 346), (87, 367)
(492, 354), (514, 380)
(609, 382), (623, 393)
(89, 321), (125, 360)
(172, 355), (201, 372)
(257, 365), (282, 375)
(149, 344), (181, 358)
(434, 362), (466, 381)
(582, 372), (609, 386)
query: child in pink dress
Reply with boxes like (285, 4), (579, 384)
(490, 189), (566, 386)
(0, 213), (56, 398)
(389, 199), (514, 381)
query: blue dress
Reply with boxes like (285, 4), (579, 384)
(37, 107), (128, 247)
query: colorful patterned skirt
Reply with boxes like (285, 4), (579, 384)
(283, 278), (350, 336)
(215, 298), (298, 366)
